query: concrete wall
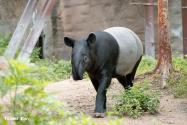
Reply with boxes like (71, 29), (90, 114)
(169, 0), (183, 56)
(62, 0), (145, 39)
(43, 0), (65, 59)
(62, 0), (145, 58)
(0, 0), (27, 36)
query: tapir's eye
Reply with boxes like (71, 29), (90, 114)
(83, 55), (89, 63)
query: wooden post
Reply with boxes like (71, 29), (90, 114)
(17, 0), (56, 61)
(181, 0), (187, 58)
(130, 2), (156, 58)
(4, 0), (38, 59)
(144, 0), (155, 58)
(155, 0), (172, 88)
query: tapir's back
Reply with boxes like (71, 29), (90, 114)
(104, 27), (143, 76)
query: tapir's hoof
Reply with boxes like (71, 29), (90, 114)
(92, 112), (106, 118)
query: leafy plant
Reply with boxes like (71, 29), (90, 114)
(0, 60), (65, 125)
(114, 82), (160, 118)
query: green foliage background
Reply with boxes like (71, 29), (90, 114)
(0, 35), (10, 55)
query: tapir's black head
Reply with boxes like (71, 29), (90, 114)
(64, 33), (96, 80)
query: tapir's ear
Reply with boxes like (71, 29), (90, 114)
(86, 33), (96, 46)
(64, 37), (75, 47)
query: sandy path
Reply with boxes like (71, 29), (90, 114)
(45, 79), (187, 125)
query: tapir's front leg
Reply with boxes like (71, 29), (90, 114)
(93, 74), (111, 118)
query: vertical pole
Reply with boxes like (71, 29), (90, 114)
(181, 0), (187, 58)
(144, 0), (155, 58)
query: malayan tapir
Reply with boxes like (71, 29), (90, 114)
(64, 27), (143, 118)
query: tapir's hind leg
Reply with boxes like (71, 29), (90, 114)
(126, 56), (142, 87)
(117, 56), (142, 89)
(117, 76), (129, 89)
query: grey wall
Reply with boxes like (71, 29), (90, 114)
(0, 0), (27, 36)
(62, 0), (145, 59)
(169, 0), (183, 56)
(0, 0), (184, 59)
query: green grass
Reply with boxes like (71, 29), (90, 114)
(0, 35), (10, 55)
(168, 57), (187, 98)
(136, 56), (156, 75)
(33, 56), (157, 82)
(137, 56), (187, 98)
(34, 59), (71, 82)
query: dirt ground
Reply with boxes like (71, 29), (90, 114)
(45, 79), (187, 125)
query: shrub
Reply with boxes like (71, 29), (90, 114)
(114, 82), (160, 118)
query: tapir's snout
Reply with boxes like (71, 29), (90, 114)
(72, 73), (83, 80)
(72, 64), (84, 81)
(70, 42), (89, 81)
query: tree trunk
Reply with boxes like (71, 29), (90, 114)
(155, 0), (172, 88)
